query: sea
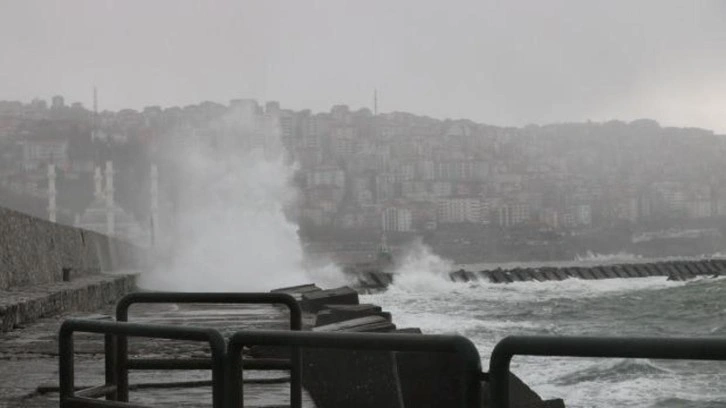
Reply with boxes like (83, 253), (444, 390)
(363, 254), (726, 408)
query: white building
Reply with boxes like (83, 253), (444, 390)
(495, 202), (530, 227)
(382, 206), (413, 232)
(437, 197), (481, 224)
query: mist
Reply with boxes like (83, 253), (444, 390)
(1, 1), (725, 132)
(139, 103), (347, 291)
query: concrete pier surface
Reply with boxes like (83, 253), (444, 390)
(0, 298), (317, 407)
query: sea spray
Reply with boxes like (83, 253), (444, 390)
(140, 104), (347, 291)
(385, 238), (459, 292)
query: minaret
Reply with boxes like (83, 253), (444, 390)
(373, 89), (378, 116)
(377, 232), (392, 265)
(105, 161), (115, 235)
(47, 164), (57, 222)
(94, 166), (103, 200)
(150, 164), (160, 247)
(92, 86), (98, 141)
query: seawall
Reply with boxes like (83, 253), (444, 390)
(0, 206), (143, 291)
(0, 206), (144, 332)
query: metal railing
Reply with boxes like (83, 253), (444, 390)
(114, 292), (302, 402)
(59, 319), (226, 408)
(227, 330), (483, 408)
(489, 335), (726, 408)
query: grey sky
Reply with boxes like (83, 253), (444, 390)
(1, 1), (725, 132)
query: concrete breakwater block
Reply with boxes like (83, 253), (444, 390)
(667, 263), (697, 281)
(641, 263), (660, 276)
(554, 269), (569, 281)
(303, 347), (403, 408)
(542, 268), (560, 281)
(658, 262), (678, 277)
(301, 286), (359, 313)
(478, 270), (496, 282)
(465, 270), (479, 282)
(481, 373), (565, 408)
(530, 269), (547, 282)
(271, 283), (322, 300)
(579, 268), (596, 280)
(353, 272), (394, 289)
(621, 265), (639, 278)
(315, 304), (388, 327)
(304, 309), (400, 408)
(369, 272), (394, 287)
(711, 259), (726, 273)
(589, 267), (606, 280)
(682, 262), (701, 276)
(561, 268), (577, 279)
(314, 315), (396, 333)
(490, 269), (512, 283)
(450, 269), (468, 282)
(630, 265), (649, 277)
(355, 272), (380, 288)
(271, 283), (322, 294)
(598, 266), (616, 279)
(702, 260), (723, 275)
(512, 269), (533, 282)
(692, 261), (712, 275)
(612, 266), (630, 278)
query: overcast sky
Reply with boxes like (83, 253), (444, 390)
(1, 1), (725, 132)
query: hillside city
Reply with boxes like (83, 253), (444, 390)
(2, 95), (726, 264)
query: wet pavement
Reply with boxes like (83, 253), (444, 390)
(0, 302), (317, 407)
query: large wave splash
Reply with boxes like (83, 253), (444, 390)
(140, 110), (347, 292)
(384, 239), (460, 293)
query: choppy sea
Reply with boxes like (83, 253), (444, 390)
(363, 261), (726, 408)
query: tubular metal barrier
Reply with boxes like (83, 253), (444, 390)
(489, 335), (726, 408)
(59, 319), (226, 408)
(227, 330), (483, 408)
(114, 292), (302, 402)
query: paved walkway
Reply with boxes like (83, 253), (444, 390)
(0, 301), (316, 407)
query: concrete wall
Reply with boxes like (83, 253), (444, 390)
(0, 274), (136, 332)
(0, 207), (145, 290)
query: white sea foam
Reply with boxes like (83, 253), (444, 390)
(362, 245), (726, 407)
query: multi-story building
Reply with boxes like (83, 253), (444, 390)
(494, 201), (530, 227)
(382, 206), (413, 232)
(437, 197), (481, 224)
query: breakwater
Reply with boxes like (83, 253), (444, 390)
(351, 259), (725, 290)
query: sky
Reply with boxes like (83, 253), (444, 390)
(1, 0), (725, 132)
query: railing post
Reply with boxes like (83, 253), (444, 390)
(58, 322), (75, 401)
(104, 333), (118, 400)
(116, 297), (130, 401)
